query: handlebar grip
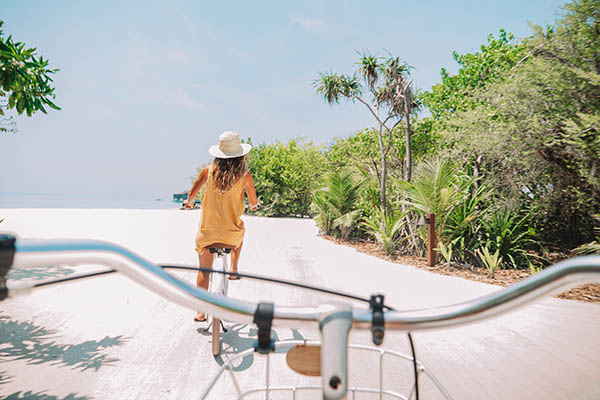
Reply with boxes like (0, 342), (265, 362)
(0, 234), (16, 301)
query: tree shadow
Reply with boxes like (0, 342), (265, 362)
(7, 266), (76, 282)
(197, 322), (305, 372)
(0, 371), (12, 385)
(2, 391), (91, 400)
(0, 314), (128, 371)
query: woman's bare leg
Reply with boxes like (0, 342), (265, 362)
(231, 241), (243, 274)
(197, 249), (214, 290)
(195, 249), (214, 321)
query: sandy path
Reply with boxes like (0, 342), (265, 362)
(0, 209), (598, 399)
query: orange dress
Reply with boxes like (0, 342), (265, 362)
(195, 166), (247, 254)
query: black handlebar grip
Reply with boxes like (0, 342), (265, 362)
(0, 234), (16, 301)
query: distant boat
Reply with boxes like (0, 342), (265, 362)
(173, 191), (200, 209)
(155, 198), (162, 201)
(173, 192), (188, 203)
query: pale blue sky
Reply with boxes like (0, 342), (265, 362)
(0, 0), (565, 201)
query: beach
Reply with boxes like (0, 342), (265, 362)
(1, 208), (599, 399)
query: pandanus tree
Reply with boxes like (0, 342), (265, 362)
(313, 53), (418, 219)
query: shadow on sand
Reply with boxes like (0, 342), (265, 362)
(7, 266), (77, 282)
(0, 371), (12, 385)
(197, 322), (305, 371)
(2, 391), (92, 400)
(0, 314), (128, 371)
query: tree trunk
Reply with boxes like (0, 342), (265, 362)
(381, 148), (387, 214)
(377, 126), (387, 214)
(404, 104), (412, 182)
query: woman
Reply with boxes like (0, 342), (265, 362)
(185, 131), (259, 321)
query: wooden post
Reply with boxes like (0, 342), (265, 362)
(427, 213), (436, 267)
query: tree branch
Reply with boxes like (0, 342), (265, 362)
(353, 95), (386, 127)
(508, 53), (531, 79)
(383, 126), (393, 158)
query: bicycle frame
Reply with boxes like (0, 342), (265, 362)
(207, 245), (231, 356)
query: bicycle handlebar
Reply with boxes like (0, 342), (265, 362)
(3, 237), (600, 332)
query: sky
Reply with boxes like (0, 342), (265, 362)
(0, 0), (566, 201)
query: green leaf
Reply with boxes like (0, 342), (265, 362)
(16, 96), (24, 114)
(45, 99), (61, 110)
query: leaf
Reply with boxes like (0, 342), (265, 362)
(16, 96), (24, 114)
(44, 99), (61, 110)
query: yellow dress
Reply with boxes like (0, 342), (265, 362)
(195, 166), (246, 254)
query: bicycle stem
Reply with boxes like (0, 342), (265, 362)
(320, 302), (353, 400)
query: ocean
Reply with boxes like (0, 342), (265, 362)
(0, 192), (182, 209)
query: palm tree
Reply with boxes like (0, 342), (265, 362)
(312, 170), (361, 238)
(313, 53), (418, 222)
(397, 158), (465, 243)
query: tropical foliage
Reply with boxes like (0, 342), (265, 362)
(245, 139), (328, 217)
(363, 208), (407, 255)
(475, 246), (503, 278)
(189, 0), (598, 276)
(574, 216), (600, 255)
(480, 208), (538, 268)
(396, 159), (466, 243)
(0, 20), (60, 133)
(434, 0), (600, 248)
(313, 53), (418, 217)
(312, 170), (362, 239)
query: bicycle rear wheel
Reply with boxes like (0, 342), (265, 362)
(210, 253), (229, 356)
(212, 317), (221, 356)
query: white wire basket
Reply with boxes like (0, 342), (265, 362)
(201, 339), (453, 400)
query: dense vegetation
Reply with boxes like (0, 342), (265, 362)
(201, 0), (600, 274)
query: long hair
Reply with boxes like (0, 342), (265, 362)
(212, 156), (247, 193)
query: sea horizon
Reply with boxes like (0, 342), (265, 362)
(0, 191), (182, 209)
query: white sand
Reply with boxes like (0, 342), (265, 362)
(0, 208), (598, 399)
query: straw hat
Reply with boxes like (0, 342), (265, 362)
(208, 131), (252, 159)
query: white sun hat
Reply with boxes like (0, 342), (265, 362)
(208, 131), (252, 159)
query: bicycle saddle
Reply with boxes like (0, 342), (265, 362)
(208, 243), (236, 254)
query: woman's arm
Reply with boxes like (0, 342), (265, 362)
(244, 172), (259, 210)
(185, 167), (208, 208)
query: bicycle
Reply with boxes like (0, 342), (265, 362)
(203, 243), (236, 356)
(1, 234), (599, 399)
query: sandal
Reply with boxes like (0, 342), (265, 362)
(194, 312), (207, 322)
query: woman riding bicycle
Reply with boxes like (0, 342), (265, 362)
(184, 131), (259, 321)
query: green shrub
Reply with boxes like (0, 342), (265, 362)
(481, 208), (538, 268)
(475, 245), (503, 277)
(333, 210), (362, 240)
(246, 139), (329, 217)
(311, 170), (362, 238)
(397, 158), (464, 241)
(436, 239), (456, 267)
(574, 215), (600, 255)
(363, 208), (408, 255)
(445, 176), (491, 263)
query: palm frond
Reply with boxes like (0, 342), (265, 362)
(356, 52), (380, 92)
(313, 73), (361, 104)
